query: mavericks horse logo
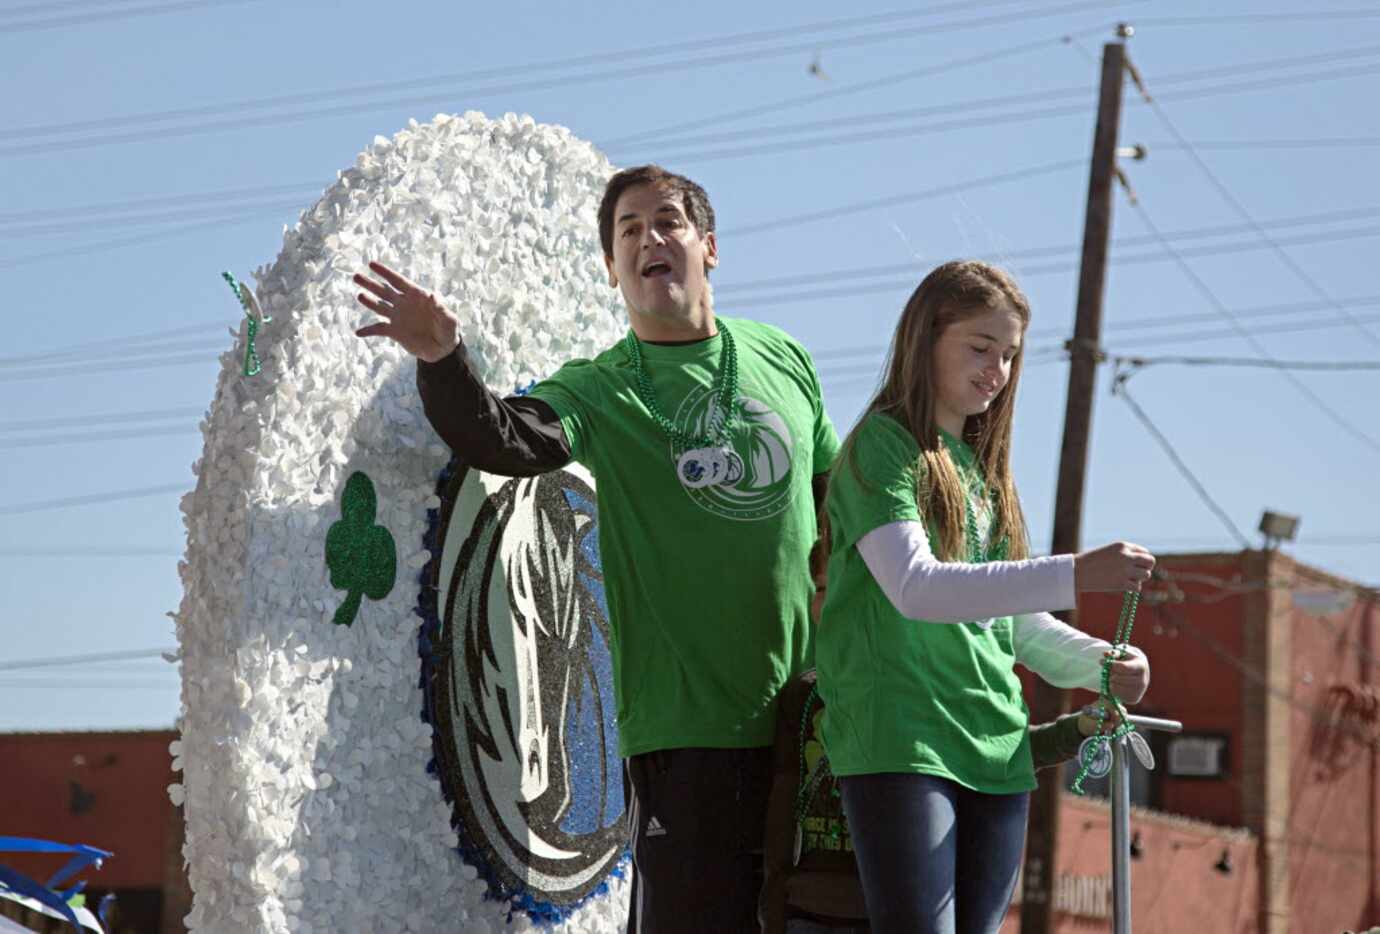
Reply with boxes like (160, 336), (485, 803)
(422, 461), (625, 909)
(673, 386), (798, 521)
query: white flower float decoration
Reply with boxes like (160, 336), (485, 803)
(171, 112), (633, 933)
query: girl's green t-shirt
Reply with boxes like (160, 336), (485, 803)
(816, 412), (1036, 793)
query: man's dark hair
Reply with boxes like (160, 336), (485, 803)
(597, 165), (716, 260)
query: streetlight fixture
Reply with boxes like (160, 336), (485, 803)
(1258, 510), (1300, 551)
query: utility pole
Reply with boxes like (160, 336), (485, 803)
(1020, 34), (1129, 934)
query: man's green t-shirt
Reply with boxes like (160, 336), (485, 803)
(816, 412), (1035, 793)
(528, 316), (840, 757)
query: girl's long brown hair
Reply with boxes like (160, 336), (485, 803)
(835, 260), (1032, 562)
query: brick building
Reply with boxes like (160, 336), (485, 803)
(0, 730), (190, 933)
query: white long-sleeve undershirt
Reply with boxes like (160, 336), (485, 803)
(856, 520), (1143, 693)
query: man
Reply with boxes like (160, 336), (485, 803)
(354, 165), (839, 932)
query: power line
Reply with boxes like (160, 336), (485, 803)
(1133, 66), (1380, 348)
(811, 294), (1380, 364)
(0, 423), (197, 449)
(0, 0), (1131, 158)
(0, 482), (186, 516)
(8, 52), (1368, 251)
(14, 231), (1380, 391)
(1125, 198), (1380, 454)
(9, 212), (1379, 391)
(11, 4), (1369, 149)
(1299, 535), (1380, 546)
(821, 348), (1380, 381)
(727, 223), (1380, 311)
(1147, 137), (1380, 153)
(1079, 533), (1380, 549)
(0, 337), (226, 370)
(0, 322), (227, 368)
(1037, 293), (1380, 343)
(721, 204), (1380, 289)
(0, 680), (179, 690)
(52, 262), (1350, 396)
(650, 59), (1380, 165)
(19, 136), (1378, 241)
(604, 30), (1095, 149)
(55, 134), (1373, 255)
(0, 350), (224, 382)
(819, 352), (1065, 391)
(1, 0), (160, 18)
(4, 166), (1064, 269)
(13, 13), (1373, 166)
(0, 647), (174, 672)
(722, 158), (1087, 237)
(1113, 355), (1380, 372)
(8, 224), (1378, 384)
(0, 180), (322, 226)
(1094, 309), (1380, 352)
(656, 102), (1094, 165)
(0, 546), (182, 557)
(1137, 9), (1380, 27)
(0, 0), (259, 34)
(0, 206), (292, 269)
(2, 157), (1009, 245)
(661, 87), (1089, 150)
(0, 196), (309, 240)
(0, 405), (203, 432)
(1110, 371), (1251, 549)
(5, 176), (1352, 380)
(5, 0), (1041, 142)
(17, 186), (1372, 294)
(1140, 39), (1380, 84)
(646, 41), (1380, 152)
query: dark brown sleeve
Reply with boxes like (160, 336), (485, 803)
(759, 671), (818, 934)
(415, 342), (572, 477)
(809, 471), (831, 581)
(1030, 712), (1087, 771)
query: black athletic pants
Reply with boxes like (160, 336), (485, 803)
(624, 746), (773, 934)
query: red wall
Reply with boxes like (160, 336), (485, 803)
(1083, 555), (1251, 828)
(1003, 795), (1260, 934)
(0, 730), (176, 890)
(1281, 567), (1380, 933)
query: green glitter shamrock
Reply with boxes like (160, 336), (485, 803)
(324, 472), (397, 627)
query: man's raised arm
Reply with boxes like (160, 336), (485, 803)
(354, 260), (571, 476)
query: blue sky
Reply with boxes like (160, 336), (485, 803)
(3, 0), (1378, 730)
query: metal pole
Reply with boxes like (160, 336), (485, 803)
(1109, 716), (1182, 930)
(1125, 714), (1183, 735)
(1111, 737), (1133, 934)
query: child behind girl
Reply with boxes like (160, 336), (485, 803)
(816, 260), (1154, 934)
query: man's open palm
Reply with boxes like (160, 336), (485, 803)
(354, 261), (459, 363)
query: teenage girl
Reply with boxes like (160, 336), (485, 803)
(816, 260), (1154, 934)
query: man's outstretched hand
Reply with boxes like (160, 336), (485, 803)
(354, 261), (460, 363)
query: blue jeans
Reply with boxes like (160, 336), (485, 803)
(837, 772), (1029, 934)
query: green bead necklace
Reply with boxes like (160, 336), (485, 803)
(1071, 590), (1141, 794)
(221, 271), (271, 377)
(792, 685), (843, 862)
(623, 321), (742, 488)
